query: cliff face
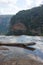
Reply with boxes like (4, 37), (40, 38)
(8, 5), (43, 36)
(12, 23), (27, 31)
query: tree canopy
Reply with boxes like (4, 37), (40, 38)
(7, 5), (43, 36)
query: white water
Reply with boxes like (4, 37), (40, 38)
(0, 35), (43, 50)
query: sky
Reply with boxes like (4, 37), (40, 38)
(0, 0), (43, 15)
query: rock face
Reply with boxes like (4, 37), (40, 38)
(11, 22), (27, 35)
(12, 23), (26, 31)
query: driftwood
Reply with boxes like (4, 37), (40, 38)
(0, 42), (36, 51)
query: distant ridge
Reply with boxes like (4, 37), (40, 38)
(0, 15), (12, 35)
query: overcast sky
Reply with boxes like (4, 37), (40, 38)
(0, 0), (43, 15)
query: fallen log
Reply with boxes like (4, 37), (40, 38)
(0, 42), (36, 51)
(0, 42), (36, 46)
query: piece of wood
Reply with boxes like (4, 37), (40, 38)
(0, 42), (36, 46)
(0, 42), (36, 51)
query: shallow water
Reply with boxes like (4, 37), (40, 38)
(0, 35), (43, 62)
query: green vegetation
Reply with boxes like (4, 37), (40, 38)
(7, 5), (43, 36)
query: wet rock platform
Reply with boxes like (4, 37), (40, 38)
(0, 46), (43, 65)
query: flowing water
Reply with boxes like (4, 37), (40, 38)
(0, 35), (43, 63)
